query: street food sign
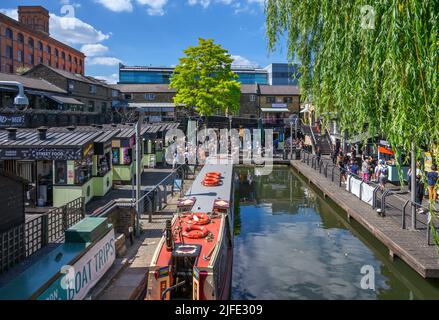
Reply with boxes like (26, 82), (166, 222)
(37, 229), (115, 300)
(0, 147), (83, 160)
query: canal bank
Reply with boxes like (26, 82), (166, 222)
(290, 159), (439, 279)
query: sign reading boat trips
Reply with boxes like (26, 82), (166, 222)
(37, 229), (115, 300)
(0, 114), (26, 128)
(0, 147), (82, 160)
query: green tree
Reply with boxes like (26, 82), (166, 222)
(170, 38), (241, 117)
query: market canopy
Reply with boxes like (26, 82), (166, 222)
(47, 95), (84, 106)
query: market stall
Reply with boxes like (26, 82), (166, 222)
(0, 127), (102, 207)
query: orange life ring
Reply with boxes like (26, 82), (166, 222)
(185, 212), (211, 225)
(182, 225), (208, 239)
(203, 177), (220, 186)
(206, 172), (221, 179)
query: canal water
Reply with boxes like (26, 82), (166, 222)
(232, 167), (439, 300)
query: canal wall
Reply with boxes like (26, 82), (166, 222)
(290, 160), (439, 279)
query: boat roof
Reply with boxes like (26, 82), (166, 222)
(186, 156), (234, 213)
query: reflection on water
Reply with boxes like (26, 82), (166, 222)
(232, 168), (439, 300)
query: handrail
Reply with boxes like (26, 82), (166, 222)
(161, 280), (186, 300)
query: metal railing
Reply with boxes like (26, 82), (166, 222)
(296, 150), (438, 245)
(92, 164), (191, 227)
(0, 197), (85, 274)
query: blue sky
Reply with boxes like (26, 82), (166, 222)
(1, 0), (289, 83)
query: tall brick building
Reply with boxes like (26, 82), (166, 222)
(0, 6), (85, 75)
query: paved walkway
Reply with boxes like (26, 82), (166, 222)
(291, 159), (439, 278)
(91, 175), (194, 300)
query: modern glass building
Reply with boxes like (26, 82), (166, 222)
(118, 63), (298, 85)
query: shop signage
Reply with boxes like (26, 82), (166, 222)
(0, 148), (82, 160)
(0, 114), (26, 127)
(37, 229), (115, 300)
(272, 103), (287, 108)
(83, 143), (94, 158)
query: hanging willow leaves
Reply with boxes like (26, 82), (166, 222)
(265, 0), (438, 245)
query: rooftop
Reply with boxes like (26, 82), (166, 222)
(0, 72), (66, 94)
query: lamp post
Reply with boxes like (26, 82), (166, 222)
(135, 110), (145, 234)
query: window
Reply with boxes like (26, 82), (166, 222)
(124, 93), (133, 100)
(37, 41), (43, 51)
(145, 93), (155, 101)
(55, 161), (68, 185)
(112, 90), (120, 98)
(61, 52), (66, 60)
(46, 45), (51, 54)
(28, 54), (34, 64)
(88, 100), (95, 112)
(283, 97), (293, 103)
(74, 57), (77, 65)
(17, 50), (23, 62)
(28, 37), (34, 48)
(89, 85), (97, 94)
(17, 33), (24, 43)
(68, 80), (75, 91)
(68, 55), (72, 62)
(38, 56), (43, 64)
(5, 28), (13, 39)
(249, 94), (256, 102)
(5, 46), (13, 59)
(266, 97), (275, 103)
(54, 49), (59, 57)
(101, 102), (107, 113)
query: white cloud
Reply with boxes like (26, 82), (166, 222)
(94, 0), (133, 12)
(231, 55), (256, 67)
(188, 0), (211, 8)
(0, 8), (110, 45)
(86, 57), (123, 66)
(0, 8), (18, 20)
(50, 13), (110, 45)
(80, 44), (109, 57)
(137, 0), (169, 16)
(94, 73), (119, 84)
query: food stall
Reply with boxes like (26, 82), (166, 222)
(111, 127), (138, 183)
(142, 123), (180, 167)
(92, 129), (119, 196)
(377, 141), (409, 184)
(0, 128), (103, 207)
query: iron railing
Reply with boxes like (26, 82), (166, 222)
(297, 150), (438, 245)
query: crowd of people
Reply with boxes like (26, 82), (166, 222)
(330, 146), (438, 212)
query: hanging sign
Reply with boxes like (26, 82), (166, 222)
(0, 114), (26, 127)
(0, 148), (82, 160)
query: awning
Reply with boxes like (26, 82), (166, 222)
(47, 95), (84, 105)
(378, 146), (395, 155)
(260, 108), (289, 113)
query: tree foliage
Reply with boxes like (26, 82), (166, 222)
(170, 38), (241, 117)
(265, 0), (438, 159)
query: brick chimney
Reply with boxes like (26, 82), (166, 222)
(18, 6), (50, 35)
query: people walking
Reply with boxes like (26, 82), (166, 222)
(377, 159), (388, 191)
(427, 164), (438, 203)
(362, 158), (370, 182)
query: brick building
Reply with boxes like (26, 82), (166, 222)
(0, 6), (85, 75)
(113, 83), (301, 121)
(24, 64), (116, 115)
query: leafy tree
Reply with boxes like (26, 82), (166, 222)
(170, 38), (241, 117)
(265, 0), (438, 246)
(265, 0), (438, 156)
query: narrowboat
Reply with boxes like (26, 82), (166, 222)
(146, 156), (235, 300)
